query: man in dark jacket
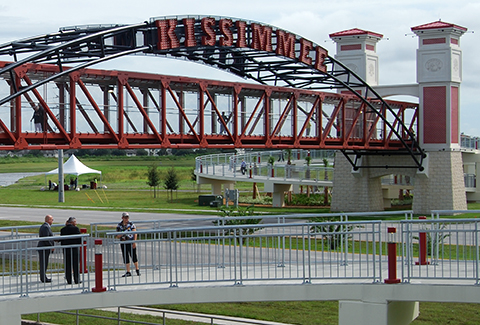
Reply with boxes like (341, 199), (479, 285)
(31, 105), (45, 132)
(60, 217), (81, 284)
(37, 215), (54, 283)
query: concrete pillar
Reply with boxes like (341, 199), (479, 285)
(210, 181), (234, 196)
(331, 154), (418, 212)
(273, 184), (291, 207)
(264, 182), (292, 207)
(413, 151), (467, 214)
(212, 182), (222, 195)
(339, 300), (419, 325)
(330, 154), (384, 212)
(330, 151), (466, 214)
(197, 176), (235, 196)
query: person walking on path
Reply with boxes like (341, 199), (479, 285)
(116, 212), (140, 277)
(31, 105), (45, 132)
(60, 217), (81, 284)
(240, 159), (247, 175)
(37, 215), (54, 283)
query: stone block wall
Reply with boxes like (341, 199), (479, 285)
(331, 152), (467, 214)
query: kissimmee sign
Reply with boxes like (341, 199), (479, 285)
(153, 17), (328, 73)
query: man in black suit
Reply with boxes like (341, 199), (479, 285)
(60, 217), (82, 284)
(37, 215), (54, 283)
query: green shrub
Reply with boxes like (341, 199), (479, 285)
(286, 193), (324, 206)
(239, 196), (272, 205)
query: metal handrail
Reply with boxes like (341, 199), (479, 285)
(51, 306), (290, 325)
(1, 211), (480, 300)
(195, 149), (335, 185)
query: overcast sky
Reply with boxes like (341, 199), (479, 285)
(0, 0), (478, 135)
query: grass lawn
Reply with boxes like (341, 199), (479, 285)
(0, 154), (329, 215)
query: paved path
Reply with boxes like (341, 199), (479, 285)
(0, 172), (43, 187)
(0, 205), (217, 225)
(100, 306), (293, 325)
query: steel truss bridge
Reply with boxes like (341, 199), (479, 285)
(0, 15), (425, 170)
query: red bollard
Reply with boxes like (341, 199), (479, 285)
(200, 163), (203, 173)
(416, 216), (430, 265)
(385, 227), (401, 284)
(249, 167), (252, 178)
(92, 239), (106, 292)
(80, 228), (88, 273)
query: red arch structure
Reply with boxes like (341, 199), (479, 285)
(0, 15), (424, 170)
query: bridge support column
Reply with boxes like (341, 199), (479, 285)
(330, 154), (384, 212)
(339, 300), (419, 325)
(413, 151), (467, 214)
(265, 182), (292, 207)
(211, 181), (234, 196)
(212, 182), (222, 195)
(197, 176), (235, 196)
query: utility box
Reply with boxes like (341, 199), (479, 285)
(198, 195), (217, 206)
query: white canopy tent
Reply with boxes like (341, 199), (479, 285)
(45, 154), (101, 189)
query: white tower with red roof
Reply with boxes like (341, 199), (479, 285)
(411, 21), (468, 213)
(329, 28), (383, 87)
(329, 22), (468, 214)
(329, 28), (389, 212)
(412, 21), (467, 151)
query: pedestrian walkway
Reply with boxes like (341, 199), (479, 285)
(2, 210), (480, 325)
(0, 172), (43, 186)
(195, 150), (334, 207)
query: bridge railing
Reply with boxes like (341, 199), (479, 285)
(401, 217), (480, 284)
(0, 224), (65, 240)
(3, 212), (480, 298)
(84, 214), (480, 288)
(195, 149), (334, 183)
(460, 134), (479, 150)
(88, 211), (411, 238)
(102, 219), (384, 290)
(0, 234), (90, 297)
